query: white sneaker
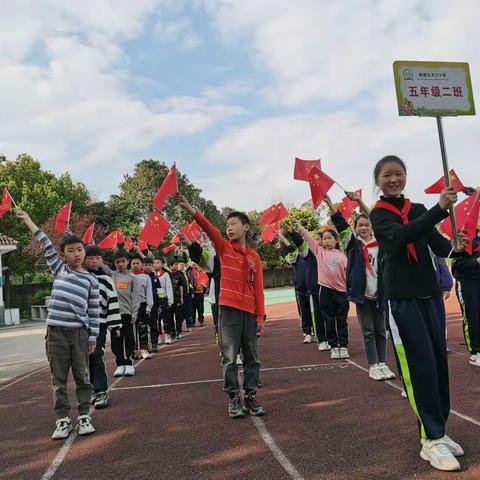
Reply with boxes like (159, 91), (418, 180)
(78, 415), (95, 436)
(303, 334), (313, 344)
(422, 435), (464, 457)
(339, 347), (350, 359)
(236, 355), (243, 365)
(378, 363), (396, 379)
(318, 341), (331, 351)
(124, 365), (135, 376)
(401, 390), (407, 398)
(51, 417), (73, 440)
(114, 366), (125, 377)
(469, 353), (480, 367)
(420, 439), (461, 471)
(369, 365), (386, 381)
(141, 349), (153, 359)
(165, 335), (172, 345)
(330, 348), (340, 359)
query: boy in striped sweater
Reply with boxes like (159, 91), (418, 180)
(16, 210), (100, 440)
(175, 193), (266, 419)
(84, 246), (122, 409)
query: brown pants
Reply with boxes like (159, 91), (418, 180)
(46, 326), (93, 419)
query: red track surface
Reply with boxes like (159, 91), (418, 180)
(1, 297), (479, 480)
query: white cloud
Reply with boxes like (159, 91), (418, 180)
(193, 0), (480, 212)
(154, 18), (201, 49)
(204, 0), (480, 107)
(0, 1), (244, 194)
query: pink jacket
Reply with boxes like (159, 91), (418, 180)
(301, 230), (347, 292)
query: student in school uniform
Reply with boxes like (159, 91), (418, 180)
(370, 155), (468, 472)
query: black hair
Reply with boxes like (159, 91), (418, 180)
(353, 213), (370, 229)
(169, 259), (178, 267)
(321, 228), (340, 250)
(130, 254), (143, 262)
(143, 257), (154, 265)
(153, 257), (163, 262)
(373, 155), (407, 184)
(227, 211), (250, 225)
(114, 249), (129, 261)
(84, 245), (102, 257)
(60, 234), (84, 253)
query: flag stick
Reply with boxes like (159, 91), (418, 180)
(436, 117), (460, 250)
(10, 195), (18, 209)
(334, 181), (348, 193)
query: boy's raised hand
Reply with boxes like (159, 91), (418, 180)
(15, 209), (39, 233)
(174, 193), (195, 215)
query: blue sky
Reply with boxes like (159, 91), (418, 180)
(1, 0), (479, 211)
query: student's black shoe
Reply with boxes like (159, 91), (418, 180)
(257, 380), (263, 388)
(93, 391), (109, 409)
(228, 395), (246, 419)
(150, 345), (159, 353)
(243, 394), (265, 416)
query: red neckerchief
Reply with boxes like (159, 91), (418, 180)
(375, 199), (418, 263)
(133, 270), (145, 275)
(360, 238), (378, 273)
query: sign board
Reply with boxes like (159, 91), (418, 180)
(393, 61), (475, 117)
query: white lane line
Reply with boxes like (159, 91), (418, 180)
(41, 358), (146, 480)
(0, 365), (50, 392)
(112, 378), (223, 391)
(346, 359), (480, 428)
(40, 331), (194, 480)
(111, 362), (349, 391)
(251, 416), (305, 480)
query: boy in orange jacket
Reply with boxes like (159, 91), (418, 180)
(175, 193), (266, 418)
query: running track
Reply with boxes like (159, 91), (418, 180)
(1, 295), (479, 480)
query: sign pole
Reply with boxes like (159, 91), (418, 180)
(435, 116), (460, 249)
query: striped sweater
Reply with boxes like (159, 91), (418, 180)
(193, 212), (265, 323)
(35, 230), (100, 346)
(87, 268), (122, 330)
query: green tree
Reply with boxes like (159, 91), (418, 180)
(0, 154), (92, 275)
(113, 159), (225, 242)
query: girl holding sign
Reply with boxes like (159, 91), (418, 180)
(370, 155), (469, 472)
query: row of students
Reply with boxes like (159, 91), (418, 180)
(15, 208), (208, 439)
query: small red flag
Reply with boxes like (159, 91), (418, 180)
(82, 223), (95, 245)
(0, 189), (13, 218)
(139, 211), (171, 248)
(179, 224), (195, 241)
(309, 166), (334, 209)
(170, 233), (181, 244)
(441, 191), (480, 255)
(425, 169), (466, 194)
(153, 164), (178, 211)
(54, 201), (72, 234)
(116, 230), (124, 245)
(260, 223), (279, 243)
(124, 236), (135, 250)
(338, 189), (362, 220)
(137, 239), (148, 251)
(294, 157), (321, 181)
(98, 230), (121, 250)
(189, 221), (201, 240)
(162, 244), (177, 254)
(259, 203), (289, 225)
